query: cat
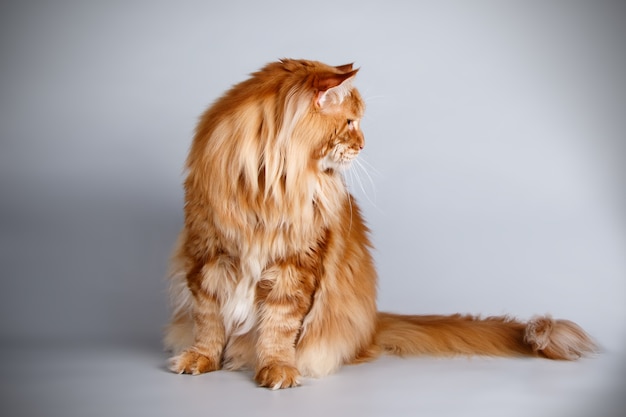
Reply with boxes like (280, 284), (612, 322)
(164, 58), (596, 389)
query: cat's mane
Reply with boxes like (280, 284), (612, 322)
(186, 59), (360, 224)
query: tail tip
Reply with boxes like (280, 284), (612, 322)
(524, 315), (598, 360)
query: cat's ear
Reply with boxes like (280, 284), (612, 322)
(314, 68), (359, 108)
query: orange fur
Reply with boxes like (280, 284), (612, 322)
(164, 59), (596, 389)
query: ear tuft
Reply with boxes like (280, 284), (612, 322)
(334, 63), (354, 73)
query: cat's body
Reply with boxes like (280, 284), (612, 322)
(165, 59), (596, 389)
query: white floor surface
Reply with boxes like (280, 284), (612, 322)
(2, 343), (624, 417)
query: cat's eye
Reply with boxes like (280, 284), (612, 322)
(347, 119), (354, 126)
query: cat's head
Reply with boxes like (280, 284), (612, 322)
(249, 59), (366, 173)
(313, 68), (366, 173)
(278, 59), (366, 173)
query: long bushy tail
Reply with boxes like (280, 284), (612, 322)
(359, 312), (597, 361)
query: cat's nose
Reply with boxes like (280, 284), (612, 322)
(358, 132), (365, 150)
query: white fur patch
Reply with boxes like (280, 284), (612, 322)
(319, 144), (358, 172)
(221, 276), (257, 337)
(221, 253), (263, 337)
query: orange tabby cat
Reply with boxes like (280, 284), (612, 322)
(165, 59), (596, 389)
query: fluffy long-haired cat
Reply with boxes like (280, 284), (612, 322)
(165, 59), (596, 389)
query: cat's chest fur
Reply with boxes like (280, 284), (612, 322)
(217, 172), (345, 337)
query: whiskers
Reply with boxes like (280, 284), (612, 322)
(344, 155), (382, 213)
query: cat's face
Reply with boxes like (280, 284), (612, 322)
(311, 76), (366, 172)
(273, 59), (366, 174)
(319, 114), (365, 172)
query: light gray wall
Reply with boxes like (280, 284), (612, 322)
(1, 1), (624, 351)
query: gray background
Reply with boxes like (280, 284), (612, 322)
(1, 1), (625, 416)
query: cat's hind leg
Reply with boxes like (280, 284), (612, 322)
(163, 257), (194, 354)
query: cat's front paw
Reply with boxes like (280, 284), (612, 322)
(169, 349), (221, 375)
(255, 363), (301, 390)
